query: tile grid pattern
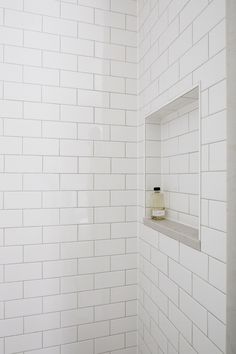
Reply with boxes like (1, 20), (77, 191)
(0, 0), (138, 353)
(137, 0), (226, 353)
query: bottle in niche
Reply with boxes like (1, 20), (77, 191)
(151, 187), (165, 220)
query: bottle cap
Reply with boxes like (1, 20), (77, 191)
(154, 187), (160, 191)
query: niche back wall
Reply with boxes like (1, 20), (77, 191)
(0, 1), (138, 353)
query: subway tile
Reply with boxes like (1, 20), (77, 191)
(169, 259), (192, 294)
(4, 118), (41, 137)
(111, 285), (137, 302)
(79, 157), (110, 173)
(95, 239), (125, 256)
(43, 16), (77, 37)
(209, 19), (225, 57)
(193, 275), (226, 322)
(208, 313), (226, 352)
(169, 302), (192, 342)
(5, 227), (42, 246)
(60, 207), (93, 225)
(180, 36), (208, 77)
(0, 27), (23, 45)
(24, 174), (59, 191)
(95, 42), (125, 61)
(43, 260), (77, 278)
(0, 0), (23, 10)
(24, 0), (60, 16)
(24, 30), (60, 51)
(193, 325), (222, 354)
(23, 209), (59, 226)
(201, 172), (226, 201)
(24, 102), (60, 121)
(201, 226), (226, 262)
(61, 241), (93, 259)
(0, 246), (22, 264)
(94, 141), (125, 157)
(180, 289), (207, 334)
(43, 157), (77, 173)
(180, 0), (208, 31)
(43, 225), (77, 244)
(209, 257), (226, 293)
(61, 105), (93, 123)
(61, 274), (93, 293)
(78, 321), (109, 341)
(24, 244), (60, 262)
(78, 191), (110, 207)
(78, 256), (110, 274)
(5, 298), (42, 319)
(60, 174), (93, 191)
(0, 210), (22, 228)
(5, 45), (41, 66)
(43, 293), (77, 313)
(61, 308), (93, 327)
(24, 279), (59, 298)
(4, 191), (41, 209)
(95, 334), (125, 353)
(180, 244), (208, 280)
(78, 89), (109, 108)
(95, 74), (125, 93)
(61, 3), (94, 23)
(111, 61), (137, 79)
(79, 223), (110, 241)
(77, 123), (109, 140)
(24, 66), (59, 86)
(4, 82), (41, 102)
(24, 313), (60, 333)
(5, 333), (42, 354)
(78, 23), (110, 42)
(95, 9), (125, 29)
(111, 0), (137, 15)
(43, 327), (77, 347)
(43, 86), (76, 105)
(0, 100), (22, 118)
(61, 70), (93, 89)
(202, 111), (226, 144)
(95, 271), (125, 289)
(193, 50), (226, 90)
(5, 263), (42, 282)
(0, 62), (22, 82)
(62, 340), (93, 354)
(95, 207), (126, 223)
(0, 282), (23, 301)
(77, 0), (110, 10)
(5, 9), (42, 31)
(43, 51), (77, 71)
(0, 173), (22, 190)
(95, 303), (125, 321)
(78, 289), (110, 308)
(193, 0), (225, 43)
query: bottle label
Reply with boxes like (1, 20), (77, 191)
(152, 209), (165, 217)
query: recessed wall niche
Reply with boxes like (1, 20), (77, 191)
(145, 86), (200, 247)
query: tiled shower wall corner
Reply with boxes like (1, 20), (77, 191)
(138, 0), (226, 353)
(0, 0), (138, 353)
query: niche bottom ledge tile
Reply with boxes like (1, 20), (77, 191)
(143, 217), (200, 251)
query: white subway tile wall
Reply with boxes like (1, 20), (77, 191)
(138, 1), (226, 354)
(0, 1), (137, 354)
(0, 0), (228, 353)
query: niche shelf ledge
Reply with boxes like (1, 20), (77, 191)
(143, 217), (200, 250)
